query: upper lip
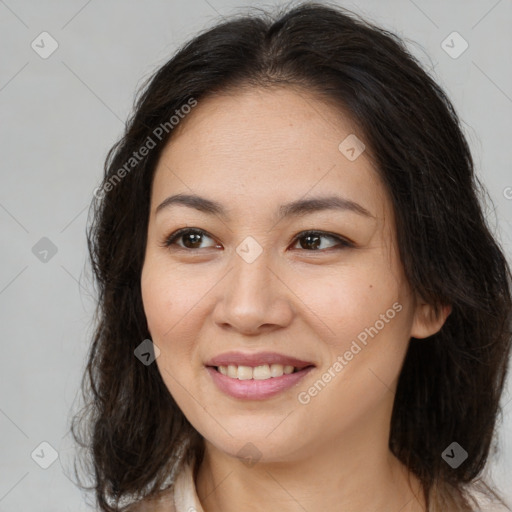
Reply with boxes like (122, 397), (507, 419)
(206, 351), (315, 369)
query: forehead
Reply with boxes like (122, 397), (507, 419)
(151, 86), (388, 220)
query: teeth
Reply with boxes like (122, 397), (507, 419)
(253, 365), (271, 380)
(216, 364), (299, 380)
(237, 365), (253, 380)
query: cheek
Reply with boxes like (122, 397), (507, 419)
(141, 265), (198, 408)
(141, 257), (208, 340)
(295, 278), (410, 437)
(294, 261), (405, 349)
(141, 258), (219, 387)
(141, 262), (194, 381)
(295, 260), (413, 412)
(141, 262), (226, 445)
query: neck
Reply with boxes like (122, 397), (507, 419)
(195, 417), (425, 512)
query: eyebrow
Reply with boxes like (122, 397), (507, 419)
(155, 193), (374, 220)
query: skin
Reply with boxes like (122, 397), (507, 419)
(140, 86), (451, 512)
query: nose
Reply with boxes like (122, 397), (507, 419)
(212, 247), (295, 336)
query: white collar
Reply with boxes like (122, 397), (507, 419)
(173, 457), (205, 512)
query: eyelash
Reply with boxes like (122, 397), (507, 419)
(160, 228), (354, 252)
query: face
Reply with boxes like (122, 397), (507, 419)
(141, 86), (441, 463)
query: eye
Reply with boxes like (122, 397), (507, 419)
(291, 230), (353, 251)
(161, 228), (219, 250)
(161, 228), (353, 252)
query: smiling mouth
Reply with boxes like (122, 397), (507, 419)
(212, 364), (313, 380)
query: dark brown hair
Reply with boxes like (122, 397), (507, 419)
(71, 2), (512, 510)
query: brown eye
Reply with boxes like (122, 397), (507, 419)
(291, 231), (353, 251)
(163, 228), (218, 250)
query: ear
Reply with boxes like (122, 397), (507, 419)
(410, 296), (452, 339)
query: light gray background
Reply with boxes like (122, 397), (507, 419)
(1, 0), (511, 509)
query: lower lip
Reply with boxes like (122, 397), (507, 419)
(206, 366), (314, 400)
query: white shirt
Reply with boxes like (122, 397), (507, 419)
(126, 458), (203, 512)
(172, 458), (204, 512)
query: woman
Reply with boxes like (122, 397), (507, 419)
(72, 3), (512, 511)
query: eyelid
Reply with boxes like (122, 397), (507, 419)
(161, 227), (354, 251)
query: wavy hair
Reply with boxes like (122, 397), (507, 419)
(71, 2), (512, 510)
